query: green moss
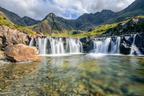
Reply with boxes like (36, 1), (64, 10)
(16, 25), (37, 36)
(88, 24), (117, 36)
(137, 16), (144, 18)
(0, 15), (14, 27)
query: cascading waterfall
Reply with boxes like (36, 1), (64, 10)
(93, 37), (121, 54)
(130, 35), (141, 55)
(29, 38), (34, 47)
(110, 37), (121, 54)
(93, 38), (111, 53)
(29, 37), (83, 55)
(37, 38), (48, 55)
(92, 35), (142, 56)
(66, 38), (83, 54)
(48, 38), (65, 55)
(29, 34), (142, 56)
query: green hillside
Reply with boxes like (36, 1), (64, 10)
(0, 11), (37, 36)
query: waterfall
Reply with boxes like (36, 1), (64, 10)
(117, 37), (121, 53)
(66, 38), (83, 54)
(29, 35), (143, 56)
(93, 37), (121, 54)
(48, 38), (65, 55)
(92, 35), (143, 56)
(110, 37), (121, 54)
(38, 38), (48, 55)
(103, 38), (111, 53)
(130, 35), (141, 56)
(93, 37), (111, 53)
(29, 37), (83, 55)
(29, 38), (34, 47)
(93, 40), (103, 53)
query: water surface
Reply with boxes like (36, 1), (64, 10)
(0, 55), (144, 96)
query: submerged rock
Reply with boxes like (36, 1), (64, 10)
(4, 44), (40, 62)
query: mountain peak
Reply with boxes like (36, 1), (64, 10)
(101, 10), (114, 13)
(44, 13), (57, 20)
(22, 16), (32, 19)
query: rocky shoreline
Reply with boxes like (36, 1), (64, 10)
(0, 25), (40, 62)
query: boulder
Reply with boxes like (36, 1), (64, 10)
(0, 26), (29, 50)
(4, 44), (40, 62)
(81, 38), (94, 53)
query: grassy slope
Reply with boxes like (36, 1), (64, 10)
(0, 12), (37, 36)
(76, 16), (144, 38)
(33, 21), (117, 38)
(1, 10), (144, 38)
(46, 23), (118, 38)
(33, 23), (118, 38)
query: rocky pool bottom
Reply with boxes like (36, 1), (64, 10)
(0, 54), (144, 96)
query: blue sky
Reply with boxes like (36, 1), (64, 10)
(0, 0), (135, 20)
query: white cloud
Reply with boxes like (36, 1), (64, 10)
(0, 0), (135, 20)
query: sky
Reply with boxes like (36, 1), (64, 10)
(0, 0), (135, 20)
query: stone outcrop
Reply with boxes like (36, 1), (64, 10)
(5, 44), (40, 62)
(80, 37), (94, 53)
(0, 25), (42, 62)
(104, 17), (144, 36)
(0, 26), (29, 50)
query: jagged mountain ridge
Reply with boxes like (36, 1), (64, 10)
(32, 10), (117, 33)
(0, 0), (144, 33)
(33, 0), (144, 33)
